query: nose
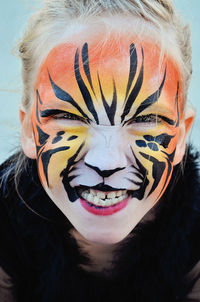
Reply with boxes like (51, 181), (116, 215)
(84, 127), (127, 177)
(85, 162), (125, 178)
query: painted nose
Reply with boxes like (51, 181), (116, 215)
(84, 128), (127, 177)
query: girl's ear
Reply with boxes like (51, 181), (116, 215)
(20, 109), (37, 159)
(173, 107), (195, 165)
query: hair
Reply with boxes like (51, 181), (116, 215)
(10, 0), (193, 185)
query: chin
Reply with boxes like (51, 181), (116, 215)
(77, 225), (132, 245)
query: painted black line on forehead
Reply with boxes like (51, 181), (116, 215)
(130, 66), (167, 122)
(48, 71), (89, 120)
(125, 43), (137, 100)
(82, 43), (96, 97)
(121, 48), (144, 123)
(75, 48), (99, 124)
(98, 74), (117, 125)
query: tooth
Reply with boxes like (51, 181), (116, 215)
(90, 189), (96, 196)
(118, 196), (124, 202)
(100, 200), (106, 206)
(116, 190), (122, 197)
(82, 192), (88, 199)
(94, 196), (100, 204)
(87, 194), (93, 202)
(107, 192), (116, 199)
(97, 191), (106, 199)
(105, 199), (111, 206)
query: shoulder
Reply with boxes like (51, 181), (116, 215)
(183, 260), (200, 301)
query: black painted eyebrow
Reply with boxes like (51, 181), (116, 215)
(48, 71), (90, 120)
(158, 115), (176, 125)
(40, 109), (85, 118)
(126, 113), (176, 126)
(122, 66), (167, 126)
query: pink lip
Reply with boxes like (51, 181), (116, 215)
(80, 196), (130, 216)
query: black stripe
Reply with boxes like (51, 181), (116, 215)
(36, 90), (42, 124)
(48, 71), (89, 120)
(74, 48), (99, 124)
(82, 43), (95, 96)
(41, 146), (70, 187)
(98, 74), (117, 125)
(175, 82), (180, 127)
(61, 142), (85, 202)
(125, 43), (137, 100)
(140, 151), (166, 198)
(130, 66), (167, 121)
(121, 48), (144, 123)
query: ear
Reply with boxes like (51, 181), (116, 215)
(173, 107), (195, 165)
(20, 109), (37, 159)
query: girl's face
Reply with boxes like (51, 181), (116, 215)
(22, 32), (193, 244)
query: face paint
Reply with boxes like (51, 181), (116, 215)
(31, 34), (183, 243)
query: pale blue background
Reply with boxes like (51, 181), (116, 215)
(0, 0), (200, 163)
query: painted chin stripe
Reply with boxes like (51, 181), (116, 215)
(61, 142), (85, 202)
(130, 147), (149, 200)
(140, 151), (166, 198)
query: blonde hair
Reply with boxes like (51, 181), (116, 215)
(19, 0), (192, 112)
(13, 0), (192, 183)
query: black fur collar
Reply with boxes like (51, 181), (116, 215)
(0, 146), (200, 301)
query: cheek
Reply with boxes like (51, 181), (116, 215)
(34, 124), (88, 188)
(127, 127), (179, 198)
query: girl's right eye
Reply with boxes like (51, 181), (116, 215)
(53, 112), (87, 124)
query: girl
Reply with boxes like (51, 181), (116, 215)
(0, 0), (199, 301)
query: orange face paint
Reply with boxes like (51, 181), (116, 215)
(32, 35), (183, 209)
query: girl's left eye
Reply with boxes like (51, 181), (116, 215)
(127, 114), (162, 125)
(53, 112), (87, 124)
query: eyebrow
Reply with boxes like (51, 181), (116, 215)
(40, 108), (89, 120)
(48, 71), (90, 120)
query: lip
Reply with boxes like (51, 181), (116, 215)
(80, 196), (130, 216)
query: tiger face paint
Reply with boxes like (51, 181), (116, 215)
(30, 34), (186, 243)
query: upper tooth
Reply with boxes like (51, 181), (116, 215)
(116, 190), (123, 197)
(90, 189), (96, 196)
(107, 192), (116, 199)
(97, 191), (106, 199)
(87, 194), (93, 202)
(94, 196), (99, 203)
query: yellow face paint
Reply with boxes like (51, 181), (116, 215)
(31, 34), (183, 224)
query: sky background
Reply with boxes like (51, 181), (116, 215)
(0, 0), (200, 164)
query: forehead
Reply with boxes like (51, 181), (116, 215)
(35, 34), (183, 115)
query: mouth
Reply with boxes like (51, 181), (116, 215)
(76, 186), (131, 215)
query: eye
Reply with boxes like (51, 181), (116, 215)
(127, 114), (162, 125)
(53, 112), (88, 124)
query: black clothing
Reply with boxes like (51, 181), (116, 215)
(0, 146), (200, 301)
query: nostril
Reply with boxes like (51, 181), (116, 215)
(85, 163), (125, 178)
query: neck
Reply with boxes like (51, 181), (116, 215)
(70, 229), (118, 273)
